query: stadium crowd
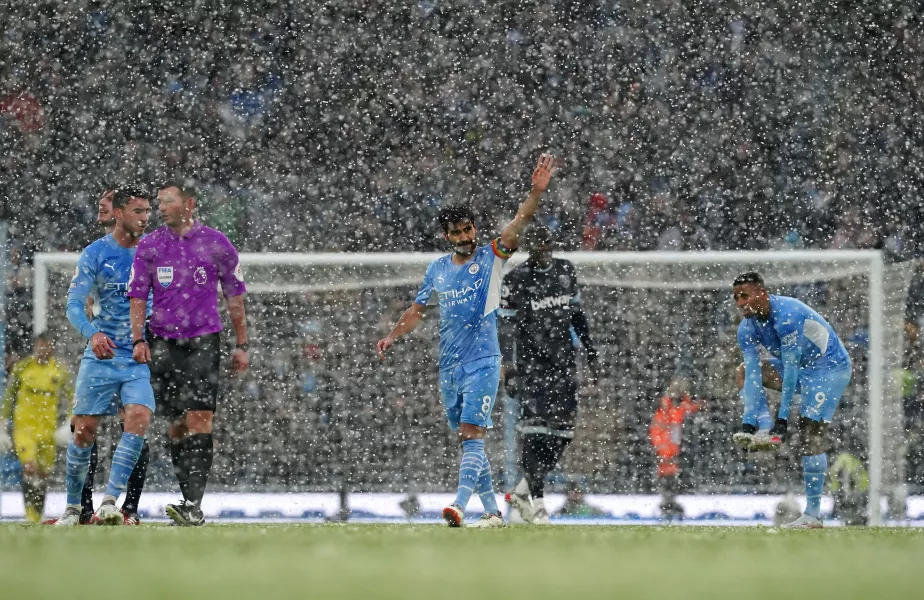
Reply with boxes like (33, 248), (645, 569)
(3, 1), (924, 499)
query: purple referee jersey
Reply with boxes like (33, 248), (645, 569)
(127, 222), (246, 339)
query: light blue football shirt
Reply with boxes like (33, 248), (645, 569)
(67, 234), (151, 358)
(737, 294), (851, 420)
(415, 239), (514, 371)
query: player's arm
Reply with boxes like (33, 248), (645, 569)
(127, 243), (154, 364)
(737, 324), (769, 427)
(775, 319), (805, 431)
(378, 263), (435, 359)
(377, 302), (427, 360)
(570, 291), (599, 381)
(499, 154), (556, 251)
(1, 362), (21, 420)
(66, 249), (116, 359)
(54, 366), (75, 446)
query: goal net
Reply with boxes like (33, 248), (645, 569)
(31, 250), (914, 524)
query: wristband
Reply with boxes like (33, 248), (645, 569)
(235, 343), (249, 352)
(132, 339), (147, 347)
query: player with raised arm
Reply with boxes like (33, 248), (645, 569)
(55, 188), (156, 526)
(731, 272), (852, 529)
(377, 154), (557, 528)
(499, 224), (598, 524)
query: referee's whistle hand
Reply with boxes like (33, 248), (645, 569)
(90, 333), (117, 360)
(132, 342), (150, 364)
(231, 348), (249, 374)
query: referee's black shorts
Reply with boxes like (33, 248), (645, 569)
(148, 332), (221, 419)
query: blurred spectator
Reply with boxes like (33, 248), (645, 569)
(554, 480), (607, 518)
(649, 377), (701, 520)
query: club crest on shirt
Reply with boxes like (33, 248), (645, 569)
(468, 263), (480, 275)
(194, 266), (207, 285)
(559, 274), (571, 288)
(157, 266), (174, 288)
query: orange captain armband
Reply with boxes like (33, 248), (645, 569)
(491, 238), (516, 259)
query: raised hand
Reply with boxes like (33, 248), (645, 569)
(531, 153), (557, 194)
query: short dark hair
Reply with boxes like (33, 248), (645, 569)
(111, 186), (149, 210)
(525, 224), (554, 247)
(437, 204), (476, 233)
(159, 180), (197, 201)
(733, 272), (765, 287)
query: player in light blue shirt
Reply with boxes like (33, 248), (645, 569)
(732, 272), (852, 529)
(55, 188), (156, 526)
(377, 154), (557, 528)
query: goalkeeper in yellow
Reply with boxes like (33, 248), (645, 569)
(0, 333), (73, 522)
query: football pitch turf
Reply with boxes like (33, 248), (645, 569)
(2, 524), (923, 599)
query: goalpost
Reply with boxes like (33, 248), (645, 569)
(33, 250), (913, 525)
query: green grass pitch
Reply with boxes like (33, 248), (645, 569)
(2, 523), (923, 599)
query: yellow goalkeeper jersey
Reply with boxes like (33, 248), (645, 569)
(1, 356), (73, 434)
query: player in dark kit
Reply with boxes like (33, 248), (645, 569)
(128, 182), (249, 526)
(499, 225), (598, 524)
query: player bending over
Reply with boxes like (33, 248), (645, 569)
(377, 154), (557, 528)
(56, 188), (156, 526)
(731, 272), (852, 529)
(500, 224), (598, 524)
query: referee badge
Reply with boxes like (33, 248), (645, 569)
(194, 266), (208, 285)
(157, 266), (174, 288)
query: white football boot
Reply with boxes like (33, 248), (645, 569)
(97, 500), (124, 526)
(467, 513), (506, 528)
(732, 431), (756, 450)
(54, 505), (82, 527)
(442, 504), (464, 527)
(749, 430), (782, 452)
(781, 514), (823, 529)
(505, 490), (534, 523)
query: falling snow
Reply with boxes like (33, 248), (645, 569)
(1, 1), (924, 522)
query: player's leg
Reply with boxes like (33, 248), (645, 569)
(80, 439), (99, 523)
(459, 357), (505, 529)
(13, 429), (43, 523)
(532, 372), (577, 523)
(471, 359), (502, 520)
(96, 365), (154, 526)
(121, 434), (149, 524)
(522, 433), (571, 524)
(782, 366), (851, 529)
(57, 359), (113, 526)
(506, 377), (540, 522)
(31, 439), (56, 523)
(58, 415), (102, 526)
(438, 366), (469, 526)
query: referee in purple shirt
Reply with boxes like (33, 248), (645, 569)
(128, 182), (248, 526)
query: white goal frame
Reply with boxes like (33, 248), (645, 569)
(33, 249), (893, 524)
